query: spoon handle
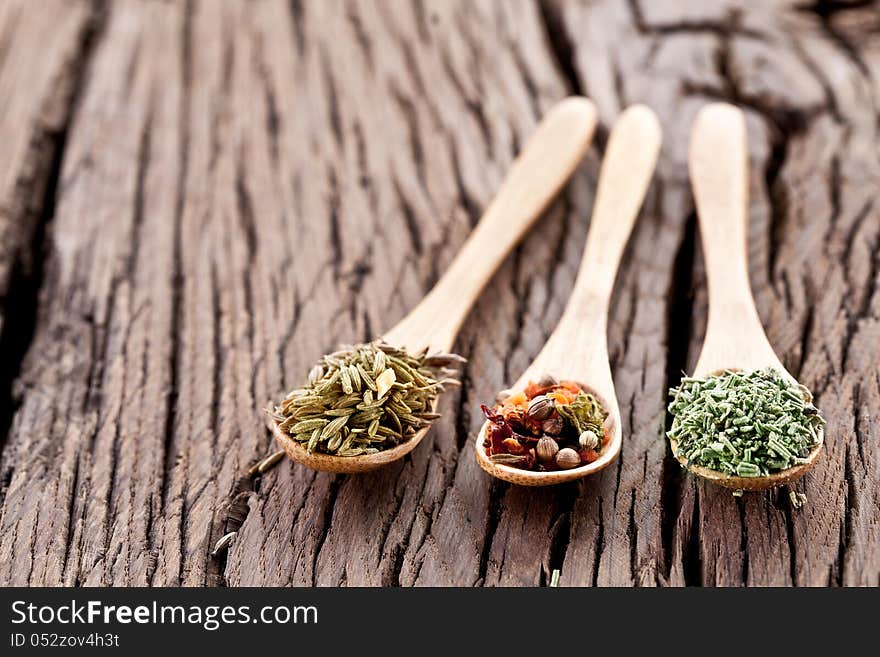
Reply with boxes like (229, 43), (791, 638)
(382, 97), (598, 354)
(518, 104), (661, 386)
(689, 103), (783, 376)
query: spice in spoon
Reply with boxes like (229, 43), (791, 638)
(481, 376), (609, 471)
(666, 368), (824, 478)
(272, 341), (463, 456)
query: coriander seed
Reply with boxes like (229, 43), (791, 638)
(555, 448), (581, 470)
(536, 436), (560, 462)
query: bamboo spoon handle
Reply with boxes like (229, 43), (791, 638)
(382, 97), (598, 354)
(689, 103), (784, 377)
(518, 104), (662, 386)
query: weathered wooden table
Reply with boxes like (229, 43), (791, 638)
(0, 0), (877, 587)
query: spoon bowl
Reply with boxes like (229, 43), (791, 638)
(274, 415), (432, 473)
(679, 103), (825, 490)
(274, 97), (599, 473)
(474, 104), (662, 486)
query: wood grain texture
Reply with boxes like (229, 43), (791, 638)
(0, 0), (877, 587)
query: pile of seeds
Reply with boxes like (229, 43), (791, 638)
(667, 368), (824, 477)
(482, 377), (609, 471)
(272, 342), (463, 456)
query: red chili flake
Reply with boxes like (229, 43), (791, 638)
(481, 404), (508, 428)
(580, 448), (600, 464)
(486, 423), (508, 455)
(502, 438), (526, 454)
(482, 405), (512, 455)
(523, 381), (554, 399)
(505, 407), (542, 435)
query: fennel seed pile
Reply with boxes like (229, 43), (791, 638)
(272, 342), (463, 456)
(667, 368), (824, 477)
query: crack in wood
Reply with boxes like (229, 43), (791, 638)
(545, 482), (576, 585)
(590, 496), (604, 587)
(659, 209), (696, 581)
(628, 0), (764, 39)
(288, 0), (305, 56)
(799, 0), (873, 77)
(251, 31), (281, 169)
(477, 478), (506, 586)
(391, 86), (427, 191)
(151, 0), (192, 587)
(440, 49), (494, 159)
(392, 176), (425, 257)
(537, 0), (582, 96)
(346, 4), (374, 73)
(765, 123), (792, 287)
(321, 49), (344, 150)
(312, 474), (344, 586)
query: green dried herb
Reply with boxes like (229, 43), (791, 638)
(667, 368), (824, 477)
(274, 342), (464, 456)
(555, 390), (606, 438)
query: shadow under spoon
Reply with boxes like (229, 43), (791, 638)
(475, 104), (662, 486)
(671, 102), (824, 490)
(274, 97), (599, 473)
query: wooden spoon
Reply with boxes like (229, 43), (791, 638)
(274, 97), (599, 473)
(475, 104), (662, 486)
(672, 102), (824, 490)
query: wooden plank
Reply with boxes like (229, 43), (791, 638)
(0, 0), (876, 587)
